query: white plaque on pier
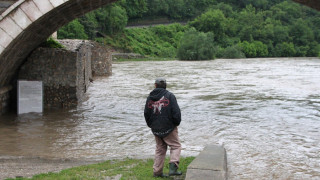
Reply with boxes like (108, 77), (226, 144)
(18, 80), (43, 114)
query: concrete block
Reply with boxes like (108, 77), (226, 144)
(20, 1), (43, 21)
(0, 16), (22, 38)
(0, 28), (13, 47)
(9, 7), (32, 29)
(33, 0), (54, 15)
(186, 169), (226, 180)
(186, 145), (227, 180)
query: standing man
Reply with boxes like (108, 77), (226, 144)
(144, 78), (182, 177)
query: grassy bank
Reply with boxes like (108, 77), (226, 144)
(7, 157), (194, 180)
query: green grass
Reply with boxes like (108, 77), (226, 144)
(6, 157), (195, 180)
(98, 23), (187, 58)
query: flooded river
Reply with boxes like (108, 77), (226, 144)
(0, 58), (320, 179)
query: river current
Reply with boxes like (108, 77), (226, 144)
(0, 58), (320, 179)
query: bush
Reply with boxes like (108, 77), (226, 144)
(221, 45), (246, 59)
(177, 28), (216, 60)
(239, 40), (268, 58)
(40, 37), (64, 48)
(239, 41), (256, 58)
(58, 19), (88, 39)
(273, 42), (296, 57)
(189, 9), (227, 43)
(252, 41), (268, 57)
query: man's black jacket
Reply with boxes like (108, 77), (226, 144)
(144, 88), (181, 138)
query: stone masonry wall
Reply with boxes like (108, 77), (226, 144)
(91, 41), (112, 76)
(15, 39), (111, 111)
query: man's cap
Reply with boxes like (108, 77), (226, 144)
(155, 77), (166, 84)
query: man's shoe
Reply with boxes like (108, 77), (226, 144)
(153, 173), (168, 178)
(169, 163), (182, 176)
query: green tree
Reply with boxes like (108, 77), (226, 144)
(236, 5), (265, 42)
(145, 0), (169, 16)
(239, 40), (268, 58)
(221, 45), (246, 59)
(184, 0), (215, 18)
(78, 12), (99, 39)
(58, 19), (88, 39)
(118, 0), (147, 19)
(189, 9), (227, 43)
(167, 0), (186, 19)
(272, 25), (290, 45)
(96, 5), (128, 35)
(273, 42), (296, 57)
(239, 41), (256, 58)
(307, 42), (320, 57)
(270, 1), (302, 25)
(177, 28), (216, 60)
(253, 41), (268, 57)
(289, 18), (314, 47)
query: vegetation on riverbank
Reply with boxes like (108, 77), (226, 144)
(57, 0), (320, 60)
(6, 157), (194, 180)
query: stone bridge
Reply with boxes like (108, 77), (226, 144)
(0, 0), (319, 90)
(0, 0), (118, 90)
(0, 0), (319, 114)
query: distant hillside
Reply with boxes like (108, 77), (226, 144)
(57, 0), (320, 59)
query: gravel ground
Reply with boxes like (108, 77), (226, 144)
(0, 156), (101, 180)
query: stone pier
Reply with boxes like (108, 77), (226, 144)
(17, 40), (112, 109)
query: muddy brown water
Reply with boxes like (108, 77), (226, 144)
(0, 58), (320, 179)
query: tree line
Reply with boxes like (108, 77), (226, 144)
(57, 0), (320, 60)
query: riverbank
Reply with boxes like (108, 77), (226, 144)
(0, 156), (101, 180)
(1, 156), (194, 180)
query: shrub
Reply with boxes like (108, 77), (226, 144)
(58, 19), (88, 39)
(239, 41), (256, 58)
(40, 37), (64, 48)
(239, 40), (268, 58)
(177, 28), (216, 60)
(273, 42), (296, 57)
(221, 45), (246, 59)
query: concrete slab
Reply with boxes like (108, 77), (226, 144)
(185, 145), (227, 180)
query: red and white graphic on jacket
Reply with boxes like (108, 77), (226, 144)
(148, 96), (170, 114)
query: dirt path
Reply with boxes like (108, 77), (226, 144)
(0, 156), (101, 179)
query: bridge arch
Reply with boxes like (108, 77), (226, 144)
(0, 0), (117, 88)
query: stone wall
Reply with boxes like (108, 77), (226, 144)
(0, 86), (12, 114)
(91, 41), (112, 76)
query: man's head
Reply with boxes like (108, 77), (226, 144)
(155, 77), (166, 89)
